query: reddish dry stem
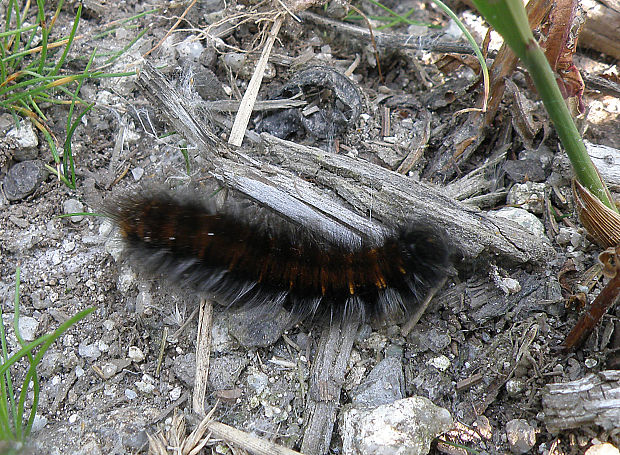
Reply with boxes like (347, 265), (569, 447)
(561, 272), (620, 351)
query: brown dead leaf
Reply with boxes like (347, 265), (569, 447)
(539, 0), (587, 113)
(573, 179), (620, 248)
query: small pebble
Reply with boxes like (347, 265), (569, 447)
(63, 240), (75, 252)
(506, 182), (546, 215)
(18, 316), (39, 341)
(501, 277), (522, 294)
(125, 389), (137, 400)
(170, 386), (183, 401)
(103, 319), (115, 331)
(3, 160), (48, 201)
(505, 419), (536, 454)
(131, 167), (144, 181)
(585, 443), (620, 455)
(78, 342), (101, 359)
(31, 415), (48, 433)
(427, 355), (451, 372)
(128, 346), (145, 363)
(7, 120), (38, 160)
(506, 378), (525, 397)
(62, 198), (84, 223)
(135, 380), (155, 393)
(100, 362), (119, 380)
(51, 250), (62, 266)
(585, 358), (598, 368)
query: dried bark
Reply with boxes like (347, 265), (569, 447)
(542, 370), (620, 432)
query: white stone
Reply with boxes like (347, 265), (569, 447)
(128, 346), (145, 362)
(493, 207), (546, 238)
(427, 355), (450, 372)
(18, 316), (38, 341)
(341, 396), (453, 455)
(7, 120), (38, 148)
(169, 386), (183, 401)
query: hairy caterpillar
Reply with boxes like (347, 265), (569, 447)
(105, 192), (451, 323)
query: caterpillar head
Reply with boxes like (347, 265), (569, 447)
(398, 226), (451, 281)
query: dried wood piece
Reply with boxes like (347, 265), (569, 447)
(301, 318), (359, 455)
(205, 419), (304, 455)
(229, 15), (283, 146)
(192, 299), (213, 415)
(260, 134), (554, 264)
(586, 142), (620, 190)
(580, 0), (620, 60)
(542, 370), (620, 432)
(298, 11), (474, 55)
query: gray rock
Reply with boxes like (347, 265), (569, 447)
(0, 113), (14, 134)
(408, 327), (451, 353)
(31, 415), (48, 433)
(208, 354), (250, 390)
(3, 160), (48, 201)
(340, 396), (453, 455)
(506, 182), (546, 214)
(505, 419), (536, 454)
(62, 198), (84, 223)
(78, 342), (101, 359)
(350, 357), (405, 408)
(226, 305), (289, 348)
(99, 361), (119, 380)
(172, 353), (196, 386)
(503, 159), (546, 182)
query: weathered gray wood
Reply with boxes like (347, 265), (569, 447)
(136, 61), (554, 264)
(259, 134), (554, 264)
(542, 370), (620, 433)
(586, 141), (620, 190)
(301, 318), (359, 455)
(298, 11), (475, 55)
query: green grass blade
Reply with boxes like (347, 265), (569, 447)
(0, 24), (39, 39)
(12, 267), (39, 440)
(36, 0), (49, 75)
(49, 1), (81, 77)
(431, 0), (489, 110)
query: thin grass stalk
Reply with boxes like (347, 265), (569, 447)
(36, 0), (49, 75)
(432, 0), (489, 110)
(0, 24), (38, 39)
(63, 49), (97, 187)
(12, 268), (40, 440)
(49, 0), (65, 30)
(49, 0), (79, 77)
(0, 293), (15, 438)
